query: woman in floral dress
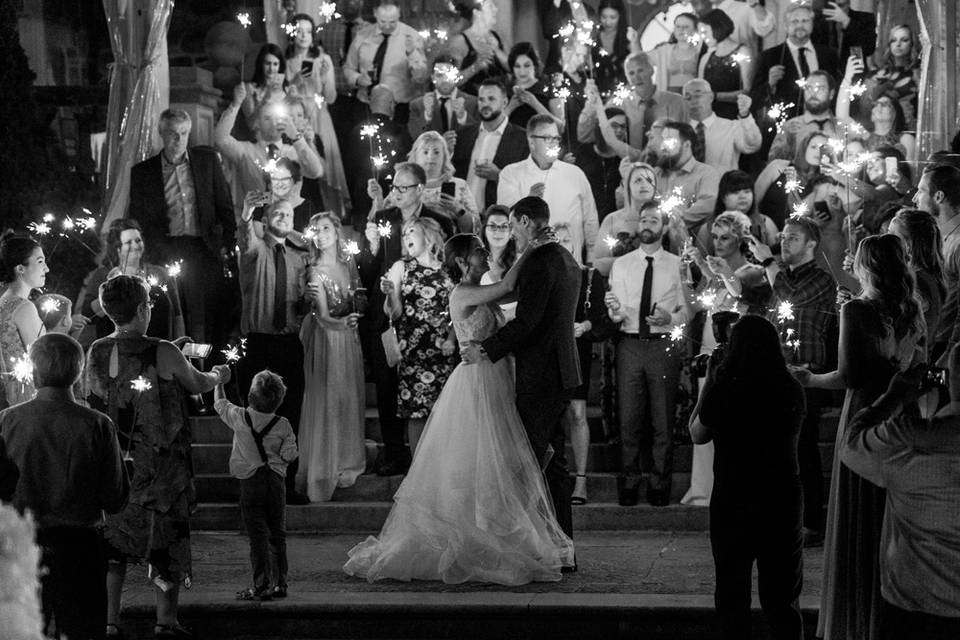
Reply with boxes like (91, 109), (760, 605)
(381, 217), (457, 456)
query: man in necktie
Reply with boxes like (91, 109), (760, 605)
(604, 201), (689, 507)
(236, 195), (311, 504)
(343, 0), (429, 125)
(769, 71), (839, 161)
(407, 56), (478, 138)
(683, 79), (762, 173)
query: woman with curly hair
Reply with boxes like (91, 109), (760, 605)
(297, 212), (366, 502)
(795, 234), (925, 640)
(381, 216), (457, 454)
(864, 24), (922, 130)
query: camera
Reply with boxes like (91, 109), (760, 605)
(690, 310), (740, 378)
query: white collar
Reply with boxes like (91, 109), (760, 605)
(436, 88), (458, 101)
(690, 113), (718, 129)
(786, 39), (813, 55)
(480, 115), (509, 135)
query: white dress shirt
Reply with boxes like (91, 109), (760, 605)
(497, 157), (600, 265)
(786, 39), (819, 77)
(466, 116), (509, 208)
(342, 22), (428, 104)
(690, 112), (763, 173)
(608, 247), (689, 334)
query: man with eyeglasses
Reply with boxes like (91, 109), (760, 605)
(682, 78), (761, 173)
(356, 162), (454, 476)
(498, 114), (599, 265)
(768, 70), (839, 161)
(750, 215), (837, 547)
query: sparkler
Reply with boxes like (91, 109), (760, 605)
(795, 78), (808, 90)
(236, 12), (251, 28)
(766, 101), (795, 135)
(76, 216), (98, 232)
(670, 325), (685, 342)
(130, 376), (152, 393)
(27, 222), (51, 236)
(313, 94), (325, 110)
(603, 235), (618, 250)
(317, 1), (340, 24)
(282, 22), (298, 38)
(123, 376), (153, 462)
(790, 202), (809, 219)
(165, 260), (183, 279)
(343, 240), (361, 256)
(377, 222), (393, 238)
(8, 354), (33, 395)
(418, 29), (430, 40)
(776, 301), (795, 323)
(610, 83), (633, 106)
(61, 217), (75, 231)
(846, 82), (867, 99)
(221, 339), (247, 406)
(686, 33), (703, 48)
(42, 213), (55, 223)
(784, 178), (802, 194)
(37, 297), (62, 337)
(697, 291), (718, 311)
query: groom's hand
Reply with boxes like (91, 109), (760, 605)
(460, 342), (486, 364)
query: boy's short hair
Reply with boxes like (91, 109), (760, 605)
(784, 215), (822, 245)
(35, 293), (72, 331)
(248, 370), (287, 413)
(30, 333), (84, 388)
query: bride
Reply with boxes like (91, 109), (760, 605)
(343, 234), (575, 585)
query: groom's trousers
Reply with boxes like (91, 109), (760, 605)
(517, 393), (574, 538)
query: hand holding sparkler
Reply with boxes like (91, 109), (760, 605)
(768, 64), (786, 89)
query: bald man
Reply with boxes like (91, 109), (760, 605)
(682, 78), (762, 173)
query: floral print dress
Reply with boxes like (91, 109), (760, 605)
(395, 260), (456, 419)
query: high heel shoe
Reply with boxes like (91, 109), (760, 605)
(571, 474), (588, 505)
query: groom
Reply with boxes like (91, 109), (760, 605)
(462, 196), (582, 545)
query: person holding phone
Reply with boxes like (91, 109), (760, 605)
(836, 55), (916, 160)
(812, 1), (877, 65)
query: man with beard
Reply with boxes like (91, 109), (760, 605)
(768, 70), (839, 161)
(653, 121), (721, 230)
(752, 3), (840, 122)
(236, 193), (311, 504)
(451, 78), (529, 211)
(604, 200), (690, 507)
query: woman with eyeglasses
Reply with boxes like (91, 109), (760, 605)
(838, 55), (916, 159)
(593, 162), (657, 276)
(478, 205), (518, 322)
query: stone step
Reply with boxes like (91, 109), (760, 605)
(191, 500), (712, 533)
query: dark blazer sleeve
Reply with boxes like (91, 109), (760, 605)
(209, 149), (236, 249)
(482, 249), (554, 362)
(751, 47), (780, 107)
(0, 432), (19, 502)
(452, 124), (480, 179)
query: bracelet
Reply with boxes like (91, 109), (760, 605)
(761, 257), (775, 267)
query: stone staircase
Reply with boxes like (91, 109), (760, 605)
(190, 350), (840, 533)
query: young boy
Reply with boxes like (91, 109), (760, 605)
(214, 369), (298, 601)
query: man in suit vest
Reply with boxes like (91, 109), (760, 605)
(407, 55), (479, 139)
(129, 109), (235, 346)
(451, 78), (529, 211)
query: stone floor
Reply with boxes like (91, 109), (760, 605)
(123, 531), (824, 601)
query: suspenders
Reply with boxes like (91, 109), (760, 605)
(242, 411), (282, 464)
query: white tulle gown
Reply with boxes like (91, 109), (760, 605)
(343, 304), (575, 584)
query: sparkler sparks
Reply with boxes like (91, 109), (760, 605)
(318, 2), (340, 23)
(827, 138), (846, 156)
(377, 222), (393, 238)
(371, 154), (388, 169)
(360, 124), (380, 139)
(313, 95), (325, 109)
(790, 202), (810, 219)
(61, 217), (75, 231)
(670, 325), (685, 342)
(343, 240), (361, 256)
(610, 83), (632, 106)
(418, 29), (430, 39)
(846, 82), (867, 98)
(165, 260), (183, 278)
(236, 12), (252, 28)
(766, 101), (795, 135)
(603, 235), (618, 249)
(76, 217), (98, 232)
(282, 22), (298, 38)
(43, 213), (56, 223)
(784, 178), (802, 194)
(731, 52), (751, 65)
(776, 301), (795, 323)
(222, 345), (242, 364)
(27, 222), (51, 236)
(545, 146), (561, 159)
(697, 292), (718, 310)
(130, 376), (153, 393)
(39, 298), (61, 315)
(9, 355), (33, 386)
(795, 78), (808, 90)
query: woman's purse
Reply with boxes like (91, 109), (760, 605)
(381, 320), (402, 368)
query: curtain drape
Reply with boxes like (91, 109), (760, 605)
(102, 0), (173, 229)
(915, 0), (959, 161)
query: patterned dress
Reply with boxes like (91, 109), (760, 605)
(395, 260), (456, 419)
(84, 333), (195, 584)
(0, 295), (36, 407)
(701, 50), (744, 120)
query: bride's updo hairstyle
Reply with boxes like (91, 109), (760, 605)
(443, 233), (483, 284)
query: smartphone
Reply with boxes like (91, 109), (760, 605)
(884, 156), (899, 181)
(182, 342), (213, 359)
(300, 59), (314, 75)
(441, 181), (456, 198)
(813, 200), (831, 219)
(850, 46), (863, 63)
(819, 144), (838, 165)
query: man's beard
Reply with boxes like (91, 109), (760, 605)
(657, 152), (681, 170)
(267, 225), (290, 239)
(638, 229), (662, 244)
(805, 98), (830, 116)
(480, 108), (503, 122)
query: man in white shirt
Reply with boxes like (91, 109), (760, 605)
(407, 55), (478, 138)
(343, 0), (429, 123)
(498, 114), (599, 264)
(605, 200), (689, 507)
(683, 79), (761, 173)
(451, 78), (529, 211)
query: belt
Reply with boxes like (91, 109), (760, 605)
(620, 332), (668, 341)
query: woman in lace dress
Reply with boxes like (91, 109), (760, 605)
(344, 234), (574, 584)
(0, 234), (49, 407)
(297, 213), (366, 502)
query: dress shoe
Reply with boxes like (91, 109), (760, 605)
(286, 491), (311, 505)
(617, 476), (640, 506)
(561, 563), (578, 574)
(802, 527), (824, 548)
(646, 487), (670, 507)
(376, 457), (410, 476)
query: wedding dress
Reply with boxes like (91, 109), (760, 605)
(343, 304), (575, 584)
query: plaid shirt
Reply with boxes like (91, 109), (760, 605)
(770, 259), (837, 370)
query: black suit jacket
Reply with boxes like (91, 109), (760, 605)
(752, 42), (841, 119)
(482, 242), (582, 397)
(451, 121), (529, 210)
(356, 205), (455, 331)
(128, 146), (235, 260)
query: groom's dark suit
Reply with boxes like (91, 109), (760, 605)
(482, 241), (582, 538)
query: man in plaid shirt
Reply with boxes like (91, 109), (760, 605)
(751, 215), (836, 546)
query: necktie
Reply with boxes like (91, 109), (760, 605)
(638, 256), (654, 337)
(266, 143), (279, 160)
(343, 21), (355, 61)
(273, 244), (287, 332)
(372, 32), (391, 84)
(694, 121), (706, 163)
(797, 46), (811, 80)
(439, 97), (450, 131)
(811, 119), (828, 131)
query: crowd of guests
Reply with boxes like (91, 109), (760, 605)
(2, 0), (960, 638)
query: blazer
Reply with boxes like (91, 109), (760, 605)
(451, 121), (529, 210)
(128, 146), (235, 259)
(752, 42), (841, 117)
(482, 242), (582, 396)
(407, 92), (479, 139)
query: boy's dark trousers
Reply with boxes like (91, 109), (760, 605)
(239, 465), (288, 592)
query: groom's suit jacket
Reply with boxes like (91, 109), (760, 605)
(482, 241), (582, 397)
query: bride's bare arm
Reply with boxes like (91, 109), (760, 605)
(450, 245), (533, 307)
